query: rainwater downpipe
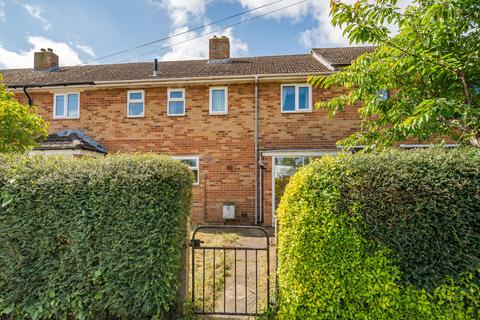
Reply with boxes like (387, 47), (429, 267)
(23, 86), (33, 106)
(254, 75), (259, 225)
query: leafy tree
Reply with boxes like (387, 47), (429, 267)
(0, 75), (48, 153)
(310, 0), (480, 149)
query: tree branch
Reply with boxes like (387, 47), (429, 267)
(458, 72), (473, 107)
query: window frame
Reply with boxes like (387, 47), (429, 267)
(280, 84), (312, 113)
(173, 156), (200, 185)
(167, 88), (186, 116)
(53, 92), (80, 119)
(209, 86), (228, 115)
(127, 90), (145, 118)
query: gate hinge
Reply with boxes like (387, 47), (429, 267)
(190, 239), (204, 247)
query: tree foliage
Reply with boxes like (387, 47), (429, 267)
(310, 0), (480, 149)
(0, 75), (48, 153)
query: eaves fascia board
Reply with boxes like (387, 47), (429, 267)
(6, 72), (336, 92)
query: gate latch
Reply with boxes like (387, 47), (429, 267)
(190, 239), (204, 248)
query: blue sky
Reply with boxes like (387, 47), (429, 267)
(0, 0), (351, 69)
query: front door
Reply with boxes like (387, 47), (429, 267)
(272, 156), (312, 225)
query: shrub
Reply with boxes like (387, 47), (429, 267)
(0, 154), (193, 319)
(277, 148), (480, 319)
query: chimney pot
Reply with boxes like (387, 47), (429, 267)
(209, 35), (230, 60)
(34, 48), (59, 71)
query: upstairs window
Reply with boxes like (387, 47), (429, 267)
(127, 90), (144, 117)
(54, 93), (79, 119)
(281, 84), (311, 112)
(173, 156), (199, 185)
(209, 87), (228, 114)
(168, 89), (185, 116)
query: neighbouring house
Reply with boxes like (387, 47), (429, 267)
(28, 130), (107, 157)
(0, 37), (375, 227)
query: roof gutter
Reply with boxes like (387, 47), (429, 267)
(8, 81), (95, 91)
(92, 72), (334, 86)
(6, 73), (336, 92)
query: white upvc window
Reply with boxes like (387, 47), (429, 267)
(173, 156), (200, 185)
(127, 90), (145, 117)
(281, 84), (312, 113)
(167, 88), (186, 116)
(209, 86), (228, 115)
(53, 93), (80, 119)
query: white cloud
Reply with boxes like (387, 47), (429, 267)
(146, 0), (208, 27)
(237, 0), (309, 21)
(300, 0), (414, 48)
(147, 0), (248, 60)
(76, 44), (96, 57)
(0, 1), (5, 22)
(0, 36), (83, 69)
(236, 0), (350, 47)
(237, 0), (412, 48)
(160, 26), (248, 61)
(145, 0), (411, 60)
(22, 4), (51, 31)
(299, 1), (351, 48)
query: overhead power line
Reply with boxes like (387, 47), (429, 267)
(123, 0), (308, 63)
(78, 0), (289, 66)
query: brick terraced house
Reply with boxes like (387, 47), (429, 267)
(0, 36), (375, 227)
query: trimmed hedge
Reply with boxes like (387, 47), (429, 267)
(277, 148), (480, 319)
(0, 154), (193, 319)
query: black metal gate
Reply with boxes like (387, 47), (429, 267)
(191, 225), (271, 316)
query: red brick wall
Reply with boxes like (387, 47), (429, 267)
(258, 82), (359, 149)
(16, 79), (360, 226)
(257, 82), (360, 225)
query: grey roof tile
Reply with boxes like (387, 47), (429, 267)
(1, 47), (375, 87)
(312, 46), (376, 67)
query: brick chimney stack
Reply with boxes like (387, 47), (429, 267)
(209, 36), (230, 60)
(34, 48), (59, 71)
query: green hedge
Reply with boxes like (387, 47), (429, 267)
(0, 154), (193, 319)
(277, 148), (480, 319)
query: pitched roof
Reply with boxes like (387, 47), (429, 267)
(34, 130), (107, 154)
(0, 47), (375, 88)
(312, 46), (376, 68)
(0, 54), (331, 88)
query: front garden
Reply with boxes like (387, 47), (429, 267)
(0, 150), (479, 319)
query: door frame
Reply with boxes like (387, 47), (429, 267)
(264, 149), (339, 228)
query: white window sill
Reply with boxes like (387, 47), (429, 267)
(209, 111), (228, 115)
(281, 109), (313, 114)
(168, 113), (186, 117)
(53, 116), (80, 120)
